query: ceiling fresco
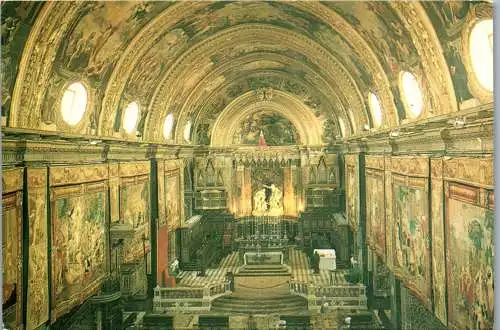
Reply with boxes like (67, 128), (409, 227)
(3, 1), (492, 145)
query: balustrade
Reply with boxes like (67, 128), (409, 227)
(289, 280), (367, 310)
(153, 281), (231, 313)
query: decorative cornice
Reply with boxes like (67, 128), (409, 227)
(118, 161), (150, 178)
(390, 156), (429, 177)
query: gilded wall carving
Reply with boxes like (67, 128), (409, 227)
(2, 190), (23, 329)
(26, 168), (49, 330)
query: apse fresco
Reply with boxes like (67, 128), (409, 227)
(51, 185), (106, 319)
(446, 185), (494, 330)
(233, 111), (299, 146)
(166, 170), (181, 229)
(365, 170), (385, 259)
(1, 2), (42, 119)
(2, 192), (22, 327)
(120, 178), (150, 263)
(392, 179), (431, 308)
(251, 167), (284, 216)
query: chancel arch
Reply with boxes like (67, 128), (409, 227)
(210, 90), (324, 147)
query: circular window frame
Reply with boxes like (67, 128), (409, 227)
(121, 101), (140, 135)
(399, 71), (424, 120)
(163, 113), (174, 140)
(55, 81), (92, 133)
(462, 16), (494, 103)
(367, 92), (383, 128)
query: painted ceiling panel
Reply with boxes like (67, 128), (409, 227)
(3, 1), (490, 146)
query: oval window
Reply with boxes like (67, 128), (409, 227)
(469, 19), (493, 92)
(163, 113), (174, 139)
(184, 120), (192, 142)
(368, 92), (382, 128)
(61, 82), (87, 125)
(401, 71), (423, 119)
(122, 102), (139, 134)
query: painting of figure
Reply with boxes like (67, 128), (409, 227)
(61, 2), (173, 85)
(27, 185), (49, 330)
(446, 187), (494, 330)
(166, 170), (181, 229)
(51, 185), (106, 319)
(366, 170), (385, 258)
(392, 180), (431, 307)
(345, 156), (359, 233)
(120, 177), (150, 263)
(2, 192), (22, 328)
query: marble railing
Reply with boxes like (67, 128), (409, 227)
(153, 281), (230, 313)
(289, 281), (367, 311)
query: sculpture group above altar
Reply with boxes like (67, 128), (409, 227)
(252, 184), (283, 216)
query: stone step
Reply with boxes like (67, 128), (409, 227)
(211, 295), (308, 315)
(213, 299), (306, 309)
(211, 305), (308, 315)
(235, 272), (290, 277)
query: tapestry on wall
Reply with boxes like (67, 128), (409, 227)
(366, 169), (385, 258)
(345, 155), (359, 233)
(446, 183), (494, 330)
(51, 183), (107, 320)
(2, 191), (22, 328)
(26, 168), (49, 330)
(251, 167), (284, 216)
(165, 169), (181, 229)
(120, 176), (150, 263)
(392, 177), (431, 308)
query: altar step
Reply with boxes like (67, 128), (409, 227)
(211, 295), (308, 315)
(235, 265), (290, 277)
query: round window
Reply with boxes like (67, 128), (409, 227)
(469, 19), (493, 92)
(163, 113), (174, 139)
(184, 120), (192, 142)
(122, 102), (139, 134)
(61, 82), (87, 125)
(401, 71), (423, 119)
(368, 92), (382, 128)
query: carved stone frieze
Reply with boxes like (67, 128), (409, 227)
(49, 164), (108, 186)
(443, 156), (493, 188)
(365, 155), (385, 170)
(118, 161), (151, 178)
(2, 167), (24, 193)
(390, 156), (429, 177)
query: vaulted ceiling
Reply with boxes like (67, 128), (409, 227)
(2, 1), (493, 146)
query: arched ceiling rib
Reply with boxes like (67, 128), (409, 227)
(5, 1), (468, 146)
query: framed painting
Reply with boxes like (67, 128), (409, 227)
(445, 182), (494, 330)
(392, 175), (431, 309)
(165, 169), (181, 230)
(345, 154), (359, 233)
(120, 175), (150, 263)
(366, 168), (386, 259)
(50, 182), (107, 321)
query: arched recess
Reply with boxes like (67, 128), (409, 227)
(210, 90), (324, 147)
(146, 24), (368, 142)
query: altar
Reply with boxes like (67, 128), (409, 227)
(244, 251), (284, 265)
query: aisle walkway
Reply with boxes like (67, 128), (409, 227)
(288, 248), (348, 286)
(177, 252), (240, 287)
